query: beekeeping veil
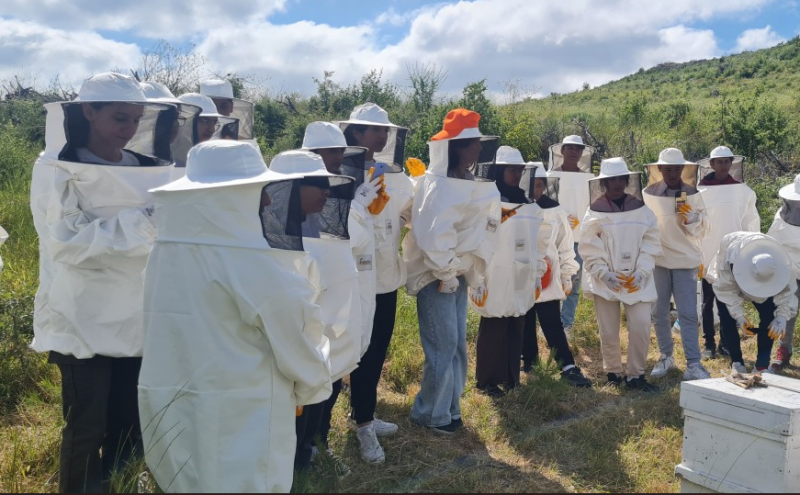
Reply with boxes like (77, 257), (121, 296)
(643, 147), (699, 195)
(300, 121), (369, 189)
(337, 102), (408, 172)
(476, 145), (532, 204)
(588, 158), (645, 212)
(546, 135), (596, 225)
(172, 93), (239, 170)
(697, 146), (745, 185)
(200, 78), (255, 142)
(547, 134), (594, 173)
(524, 162), (560, 205)
(134, 81), (202, 156)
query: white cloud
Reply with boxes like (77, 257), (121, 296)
(733, 25), (786, 52)
(0, 18), (141, 88)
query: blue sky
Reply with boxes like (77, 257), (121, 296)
(0, 0), (798, 96)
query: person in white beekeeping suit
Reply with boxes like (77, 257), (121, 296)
(268, 147), (364, 470)
(0, 224), (7, 274)
(339, 104), (414, 461)
(28, 72), (177, 493)
(403, 108), (503, 433)
(547, 135), (596, 336)
(138, 141), (332, 493)
(135, 81), (202, 169)
(706, 231), (798, 374)
(200, 78), (257, 145)
(471, 146), (546, 397)
(643, 148), (712, 381)
(697, 146), (760, 360)
(521, 164), (591, 387)
(171, 93), (238, 176)
(768, 174), (800, 371)
(579, 157), (662, 391)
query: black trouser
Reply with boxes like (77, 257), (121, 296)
(717, 297), (776, 369)
(476, 316), (524, 388)
(318, 379), (343, 448)
(51, 352), (142, 493)
(522, 300), (575, 368)
(349, 290), (398, 424)
(294, 401), (325, 470)
(701, 280), (726, 350)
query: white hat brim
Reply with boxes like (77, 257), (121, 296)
(152, 169), (299, 193)
(337, 118), (404, 129)
(733, 239), (792, 298)
(779, 182), (800, 201)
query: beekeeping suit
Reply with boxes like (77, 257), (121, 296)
(642, 148), (710, 269)
(171, 93), (238, 177)
(402, 114), (501, 296)
(579, 158), (661, 305)
(468, 147), (546, 317)
(200, 78), (257, 146)
(29, 72), (176, 359)
(697, 146), (760, 278)
(546, 135), (596, 232)
(337, 103), (415, 295)
(138, 141), (331, 493)
(769, 175), (800, 280)
(269, 150), (363, 379)
(525, 164), (579, 303)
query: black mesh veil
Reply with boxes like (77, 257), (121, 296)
(316, 174), (355, 240)
(337, 148), (368, 190)
(260, 180), (304, 251)
(780, 199), (800, 227)
(588, 173), (645, 212)
(524, 173), (560, 204)
(697, 156), (745, 185)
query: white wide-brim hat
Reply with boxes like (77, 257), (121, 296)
(779, 174), (800, 202)
(709, 146), (735, 159)
(337, 102), (401, 128)
(530, 162), (546, 177)
(300, 121), (367, 155)
(733, 238), (792, 298)
(140, 81), (201, 114)
(200, 79), (234, 99)
(154, 141), (293, 192)
(269, 150), (353, 187)
(177, 93), (228, 119)
(650, 147), (694, 166)
(593, 157), (632, 179)
(561, 135), (585, 146)
(495, 146), (531, 166)
(75, 72), (149, 103)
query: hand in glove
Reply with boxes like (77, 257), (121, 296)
(535, 277), (543, 301)
(562, 277), (573, 296)
(354, 175), (381, 209)
(678, 203), (700, 224)
(438, 277), (459, 294)
(768, 316), (787, 341)
(368, 188), (391, 215)
(469, 283), (489, 307)
(296, 406), (304, 417)
(736, 315), (756, 337)
(698, 264), (704, 280)
(501, 207), (518, 223)
(406, 157), (427, 177)
(600, 270), (625, 292)
(568, 214), (580, 230)
(623, 270), (645, 293)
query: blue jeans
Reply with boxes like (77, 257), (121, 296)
(411, 276), (468, 428)
(652, 266), (701, 366)
(560, 243), (582, 328)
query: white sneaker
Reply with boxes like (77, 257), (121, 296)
(373, 417), (398, 437)
(731, 362), (747, 374)
(650, 354), (677, 378)
(356, 424), (385, 464)
(683, 363), (711, 381)
(564, 326), (573, 339)
(758, 367), (775, 375)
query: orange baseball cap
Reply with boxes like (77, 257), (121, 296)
(430, 108), (483, 141)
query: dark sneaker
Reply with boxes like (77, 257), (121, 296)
(717, 343), (730, 358)
(701, 347), (716, 360)
(624, 375), (658, 392)
(451, 417), (463, 430)
(561, 367), (592, 388)
(606, 373), (623, 387)
(521, 360), (533, 373)
(427, 421), (460, 435)
(477, 384), (505, 398)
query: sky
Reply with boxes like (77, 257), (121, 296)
(1, 0), (799, 98)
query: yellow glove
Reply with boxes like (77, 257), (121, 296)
(501, 207), (518, 223)
(736, 315), (756, 336)
(367, 170), (390, 215)
(698, 264), (704, 280)
(768, 316), (787, 340)
(296, 406), (304, 416)
(470, 284), (488, 307)
(406, 157), (427, 177)
(678, 203), (699, 224)
(568, 214), (580, 230)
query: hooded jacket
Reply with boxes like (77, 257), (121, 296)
(30, 73), (175, 358)
(402, 139), (501, 295)
(138, 142), (331, 493)
(373, 168), (414, 294)
(643, 182), (710, 269)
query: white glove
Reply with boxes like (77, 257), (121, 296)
(354, 176), (382, 208)
(736, 315), (755, 337)
(143, 204), (157, 228)
(769, 316), (787, 340)
(561, 277), (573, 296)
(469, 282), (488, 307)
(677, 203), (700, 224)
(625, 270), (645, 293)
(600, 270), (623, 292)
(438, 277), (459, 294)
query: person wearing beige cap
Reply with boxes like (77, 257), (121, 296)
(643, 148), (711, 381)
(580, 157), (661, 391)
(706, 231), (798, 373)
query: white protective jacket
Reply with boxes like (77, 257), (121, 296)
(768, 210), (800, 280)
(30, 100), (173, 359)
(403, 141), (501, 296)
(138, 147), (331, 493)
(579, 206), (662, 304)
(643, 189), (710, 269)
(699, 184), (760, 278)
(374, 169), (414, 294)
(706, 231), (798, 321)
(537, 206), (579, 303)
(545, 170), (592, 235)
(469, 202), (546, 317)
(345, 198), (377, 355)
